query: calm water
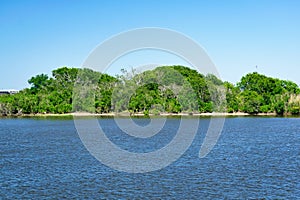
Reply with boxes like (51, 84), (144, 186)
(1, 117), (299, 199)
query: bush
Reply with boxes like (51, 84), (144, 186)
(260, 105), (270, 113)
(290, 106), (300, 115)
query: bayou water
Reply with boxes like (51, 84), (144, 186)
(1, 117), (299, 199)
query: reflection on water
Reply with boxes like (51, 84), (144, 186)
(1, 117), (299, 199)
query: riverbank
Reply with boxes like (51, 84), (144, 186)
(72, 112), (280, 117)
(1, 111), (282, 117)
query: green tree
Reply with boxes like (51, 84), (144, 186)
(28, 74), (49, 94)
(238, 91), (263, 114)
(224, 81), (240, 113)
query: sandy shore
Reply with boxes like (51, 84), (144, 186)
(10, 111), (278, 117)
(73, 111), (278, 117)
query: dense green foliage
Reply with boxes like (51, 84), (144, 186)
(0, 66), (299, 115)
(112, 66), (206, 114)
(236, 72), (300, 114)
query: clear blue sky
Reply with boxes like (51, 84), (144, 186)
(1, 0), (299, 90)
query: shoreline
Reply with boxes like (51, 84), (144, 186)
(0, 112), (283, 117)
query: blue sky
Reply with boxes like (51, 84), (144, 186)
(0, 0), (299, 89)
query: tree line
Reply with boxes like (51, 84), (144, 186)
(0, 66), (299, 116)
